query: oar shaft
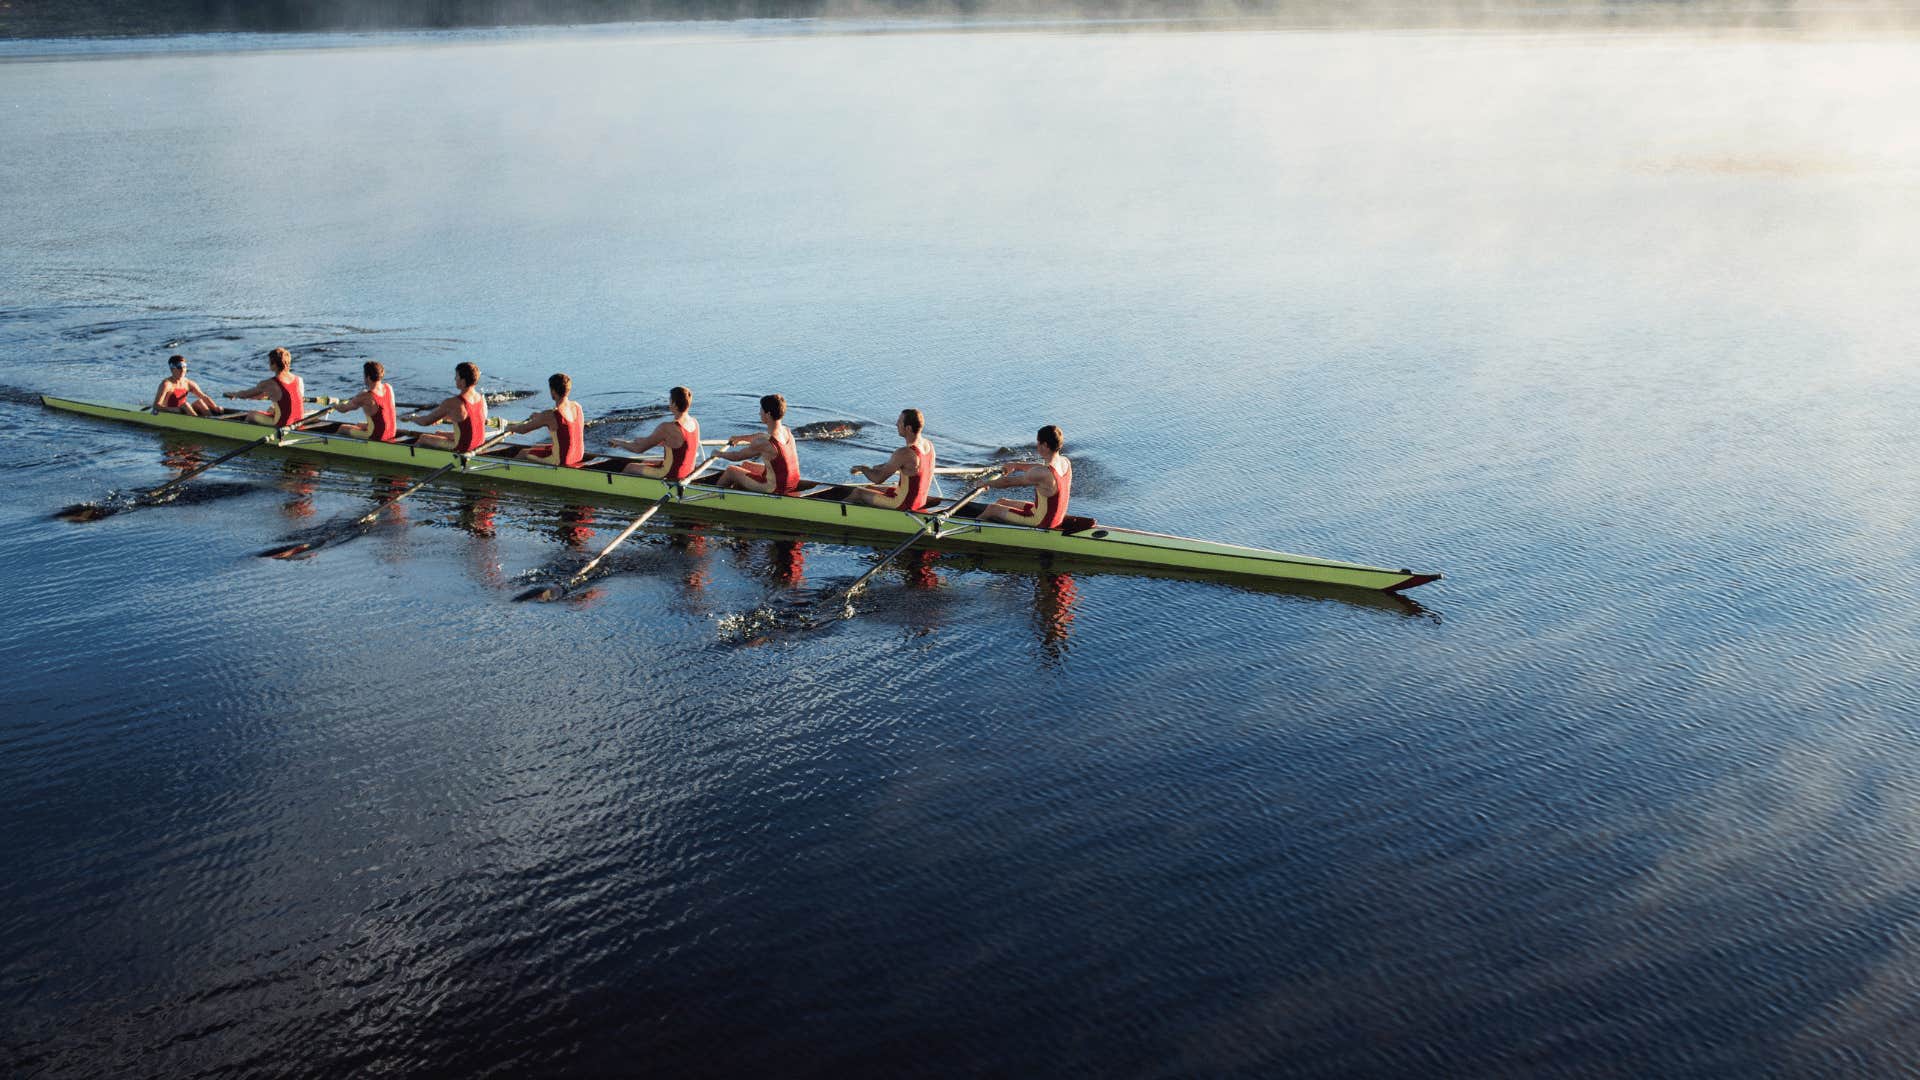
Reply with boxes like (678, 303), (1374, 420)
(351, 430), (512, 526)
(146, 405), (338, 499)
(844, 480), (996, 599)
(561, 451), (723, 588)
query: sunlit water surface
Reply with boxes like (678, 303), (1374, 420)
(4, 21), (1919, 1077)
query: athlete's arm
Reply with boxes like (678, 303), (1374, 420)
(404, 395), (461, 426)
(718, 432), (768, 462)
(151, 380), (171, 410)
(613, 419), (672, 455)
(507, 408), (554, 436)
(852, 446), (911, 484)
(226, 377), (275, 401)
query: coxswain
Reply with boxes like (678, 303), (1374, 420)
(402, 361), (489, 452)
(979, 424), (1073, 528)
(715, 393), (801, 494)
(846, 408), (935, 510)
(332, 360), (399, 441)
(505, 373), (587, 466)
(152, 354), (218, 416)
(225, 347), (304, 427)
(612, 385), (703, 478)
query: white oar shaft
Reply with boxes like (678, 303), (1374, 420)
(559, 451), (723, 590)
(146, 405), (338, 499)
(844, 479), (996, 600)
(352, 429), (512, 526)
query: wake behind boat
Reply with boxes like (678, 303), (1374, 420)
(42, 395), (1441, 593)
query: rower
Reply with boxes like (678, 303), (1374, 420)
(402, 361), (488, 453)
(846, 408), (935, 510)
(611, 385), (702, 478)
(715, 393), (801, 494)
(153, 354), (218, 416)
(504, 373), (587, 466)
(331, 361), (399, 441)
(225, 347), (304, 427)
(979, 424), (1073, 528)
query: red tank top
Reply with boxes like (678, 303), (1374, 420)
(553, 401), (584, 467)
(454, 392), (487, 453)
(667, 415), (701, 479)
(367, 383), (397, 441)
(162, 380), (190, 408)
(1035, 457), (1072, 529)
(902, 440), (935, 512)
(767, 426), (800, 495)
(269, 373), (304, 427)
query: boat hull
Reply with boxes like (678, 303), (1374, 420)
(42, 397), (1441, 592)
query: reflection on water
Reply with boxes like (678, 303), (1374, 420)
(1032, 572), (1079, 664)
(277, 459), (320, 520)
(554, 504), (599, 551)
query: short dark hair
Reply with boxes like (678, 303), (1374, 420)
(1037, 424), (1063, 452)
(168, 354), (186, 368)
(760, 393), (786, 421)
(268, 347), (291, 372)
(548, 372), (571, 396)
(455, 361), (479, 388)
(364, 360), (384, 381)
(670, 385), (691, 411)
(900, 408), (924, 434)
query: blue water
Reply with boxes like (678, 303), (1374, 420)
(4, 20), (1920, 1077)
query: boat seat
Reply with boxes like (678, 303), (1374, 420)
(1058, 515), (1099, 535)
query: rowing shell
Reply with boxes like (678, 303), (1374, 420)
(42, 397), (1442, 593)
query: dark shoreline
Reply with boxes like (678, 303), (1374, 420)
(9, 2), (1920, 42)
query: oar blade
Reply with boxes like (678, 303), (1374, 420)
(55, 502), (114, 522)
(260, 539), (322, 560)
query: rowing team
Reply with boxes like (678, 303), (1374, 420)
(153, 349), (1075, 528)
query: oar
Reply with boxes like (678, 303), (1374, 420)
(58, 406), (339, 521)
(307, 396), (505, 427)
(839, 471), (1001, 609)
(514, 450), (724, 602)
(259, 428), (515, 559)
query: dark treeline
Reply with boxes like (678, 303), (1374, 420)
(4, 0), (1168, 39)
(0, 1), (1880, 41)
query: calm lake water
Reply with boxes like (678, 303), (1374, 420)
(4, 19), (1919, 1077)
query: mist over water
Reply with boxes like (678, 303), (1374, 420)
(4, 20), (1920, 1076)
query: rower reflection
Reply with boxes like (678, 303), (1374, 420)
(555, 505), (599, 551)
(279, 459), (320, 520)
(160, 442), (204, 474)
(1032, 571), (1080, 663)
(460, 493), (504, 588)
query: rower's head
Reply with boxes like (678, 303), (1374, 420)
(168, 354), (186, 374)
(759, 393), (786, 426)
(548, 372), (571, 402)
(670, 385), (692, 415)
(1037, 424), (1064, 456)
(363, 360), (384, 388)
(899, 408), (924, 439)
(268, 347), (292, 373)
(455, 361), (479, 390)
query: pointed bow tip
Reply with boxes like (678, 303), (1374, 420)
(1386, 571), (1442, 593)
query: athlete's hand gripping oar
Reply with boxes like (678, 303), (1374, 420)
(258, 428), (515, 559)
(307, 396), (505, 426)
(839, 470), (1001, 611)
(514, 451), (725, 603)
(58, 405), (340, 522)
